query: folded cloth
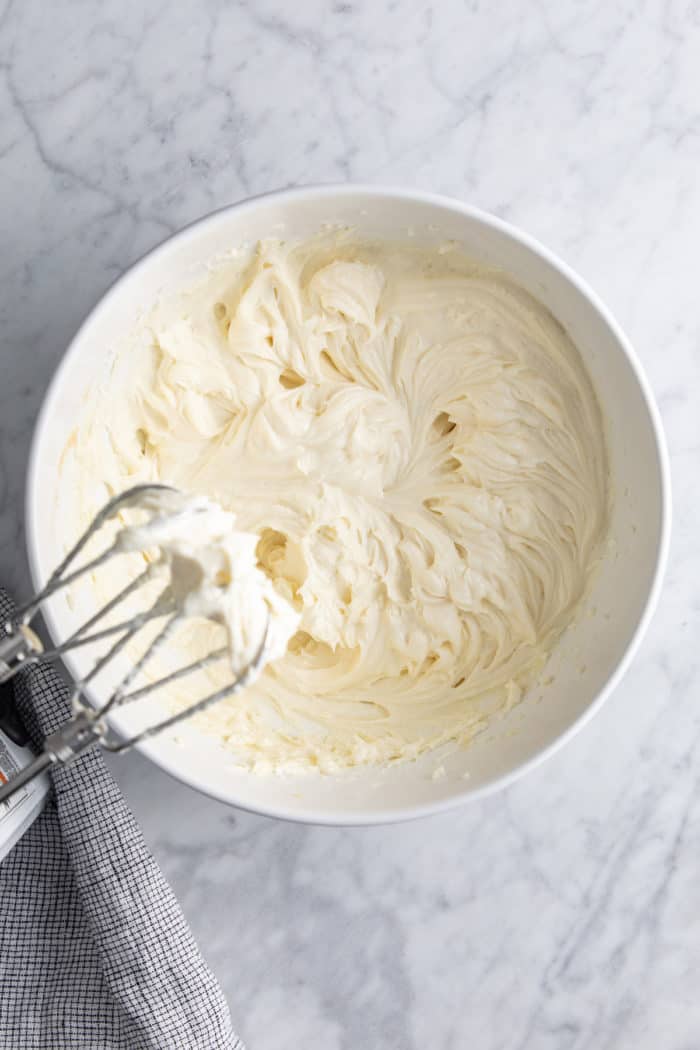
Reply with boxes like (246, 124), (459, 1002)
(0, 589), (243, 1050)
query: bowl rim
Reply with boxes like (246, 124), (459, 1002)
(25, 183), (673, 825)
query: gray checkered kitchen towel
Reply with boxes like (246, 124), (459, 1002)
(0, 589), (243, 1050)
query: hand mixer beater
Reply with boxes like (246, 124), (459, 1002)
(0, 484), (271, 804)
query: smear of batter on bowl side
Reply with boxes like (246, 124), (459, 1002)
(61, 232), (609, 774)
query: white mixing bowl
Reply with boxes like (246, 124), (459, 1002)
(26, 186), (671, 824)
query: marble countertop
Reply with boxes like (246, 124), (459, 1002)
(0, 1), (696, 1047)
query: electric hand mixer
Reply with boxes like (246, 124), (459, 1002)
(0, 484), (270, 806)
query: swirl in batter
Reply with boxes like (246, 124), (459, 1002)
(66, 235), (609, 772)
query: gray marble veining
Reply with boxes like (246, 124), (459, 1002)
(1, 1), (697, 1047)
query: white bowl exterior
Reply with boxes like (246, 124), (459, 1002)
(27, 187), (670, 823)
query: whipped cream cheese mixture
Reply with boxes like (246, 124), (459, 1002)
(62, 234), (609, 773)
(114, 487), (299, 674)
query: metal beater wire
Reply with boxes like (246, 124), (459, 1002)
(0, 485), (273, 806)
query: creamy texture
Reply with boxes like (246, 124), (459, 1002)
(63, 234), (609, 773)
(115, 488), (299, 673)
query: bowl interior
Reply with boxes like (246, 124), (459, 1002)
(27, 188), (668, 822)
